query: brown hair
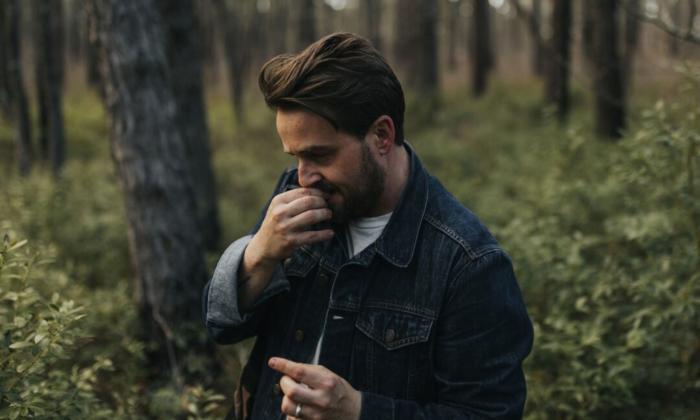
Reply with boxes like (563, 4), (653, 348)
(258, 32), (405, 144)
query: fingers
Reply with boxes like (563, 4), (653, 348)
(276, 187), (328, 205)
(281, 395), (306, 420)
(285, 208), (332, 231)
(269, 357), (330, 389)
(279, 375), (319, 405)
(294, 229), (335, 246)
(284, 194), (329, 217)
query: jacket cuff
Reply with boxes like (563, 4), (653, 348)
(205, 235), (288, 327)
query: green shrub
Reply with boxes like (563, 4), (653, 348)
(0, 234), (116, 418)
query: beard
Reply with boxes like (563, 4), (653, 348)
(311, 142), (385, 225)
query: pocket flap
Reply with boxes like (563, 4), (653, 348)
(356, 308), (433, 351)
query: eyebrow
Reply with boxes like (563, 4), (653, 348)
(284, 145), (336, 156)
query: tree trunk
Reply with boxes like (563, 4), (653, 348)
(156, 0), (220, 251)
(591, 0), (625, 139)
(34, 0), (66, 175)
(581, 1), (594, 65)
(94, 0), (214, 386)
(214, 0), (257, 125)
(85, 0), (103, 94)
(623, 0), (640, 90)
(66, 0), (84, 62)
(269, 0), (289, 55)
(668, 0), (681, 56)
(394, 0), (439, 94)
(361, 0), (382, 52)
(531, 0), (544, 75)
(4, 0), (32, 176)
(545, 0), (572, 122)
(446, 0), (460, 71)
(0, 2), (11, 116)
(471, 0), (492, 97)
(297, 0), (316, 50)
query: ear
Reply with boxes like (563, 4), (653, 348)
(368, 115), (395, 155)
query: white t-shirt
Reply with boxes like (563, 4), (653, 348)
(311, 212), (392, 364)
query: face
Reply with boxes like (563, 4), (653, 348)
(276, 108), (385, 223)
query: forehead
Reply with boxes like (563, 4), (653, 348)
(276, 108), (345, 152)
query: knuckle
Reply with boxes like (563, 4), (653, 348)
(270, 207), (285, 222)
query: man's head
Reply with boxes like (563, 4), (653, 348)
(259, 32), (405, 145)
(259, 33), (407, 223)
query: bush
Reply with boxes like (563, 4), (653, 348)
(0, 234), (116, 418)
(499, 88), (700, 417)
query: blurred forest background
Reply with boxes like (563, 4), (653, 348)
(1, 0), (699, 418)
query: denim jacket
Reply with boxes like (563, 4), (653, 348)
(203, 145), (534, 419)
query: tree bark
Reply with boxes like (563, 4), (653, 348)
(471, 0), (493, 97)
(214, 0), (260, 125)
(545, 0), (572, 122)
(591, 0), (625, 139)
(85, 0), (103, 94)
(269, 0), (290, 55)
(33, 0), (66, 175)
(297, 0), (317, 50)
(394, 0), (439, 94)
(0, 1), (10, 116)
(361, 0), (382, 52)
(446, 0), (460, 71)
(4, 0), (32, 176)
(623, 0), (640, 90)
(581, 1), (594, 65)
(156, 0), (220, 251)
(94, 0), (214, 385)
(531, 0), (544, 75)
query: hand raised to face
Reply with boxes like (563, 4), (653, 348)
(246, 188), (334, 269)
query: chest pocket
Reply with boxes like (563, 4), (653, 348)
(355, 307), (434, 350)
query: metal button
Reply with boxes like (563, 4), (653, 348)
(385, 328), (396, 343)
(294, 329), (305, 342)
(273, 383), (281, 395)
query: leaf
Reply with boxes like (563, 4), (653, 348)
(8, 239), (28, 251)
(9, 341), (33, 349)
(34, 333), (46, 344)
(13, 317), (27, 328)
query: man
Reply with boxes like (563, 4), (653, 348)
(203, 32), (533, 420)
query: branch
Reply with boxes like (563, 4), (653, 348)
(622, 0), (700, 45)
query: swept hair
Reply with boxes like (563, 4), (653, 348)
(258, 32), (405, 144)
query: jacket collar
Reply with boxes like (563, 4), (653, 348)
(372, 142), (429, 268)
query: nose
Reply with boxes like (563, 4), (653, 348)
(297, 159), (321, 188)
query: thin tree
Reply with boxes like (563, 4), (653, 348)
(0, 1), (10, 116)
(361, 0), (382, 51)
(297, 0), (317, 50)
(545, 0), (572, 122)
(591, 0), (626, 139)
(622, 0), (641, 90)
(394, 0), (439, 95)
(33, 0), (66, 175)
(507, 0), (545, 75)
(470, 0), (493, 97)
(3, 0), (32, 176)
(269, 0), (290, 55)
(213, 0), (261, 124)
(446, 0), (461, 71)
(93, 0), (214, 386)
(156, 0), (220, 250)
